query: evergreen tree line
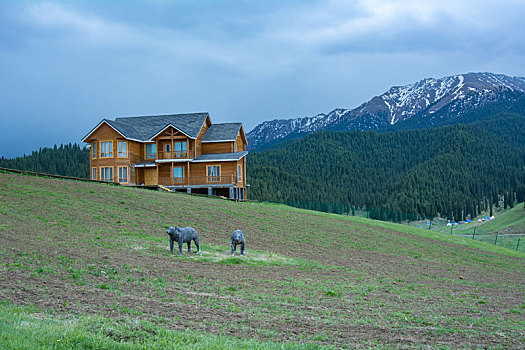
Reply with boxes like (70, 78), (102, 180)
(247, 113), (525, 222)
(0, 143), (90, 178)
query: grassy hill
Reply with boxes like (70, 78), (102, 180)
(0, 171), (524, 349)
(447, 203), (525, 250)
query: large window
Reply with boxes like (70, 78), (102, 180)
(100, 141), (113, 158)
(207, 165), (220, 183)
(145, 143), (157, 159)
(174, 141), (187, 158)
(92, 167), (97, 180)
(91, 143), (97, 159)
(118, 166), (128, 183)
(118, 141), (127, 158)
(100, 167), (113, 182)
(173, 167), (184, 183)
(238, 165), (242, 182)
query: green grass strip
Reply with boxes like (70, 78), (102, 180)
(0, 302), (331, 350)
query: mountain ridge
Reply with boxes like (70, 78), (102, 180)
(247, 72), (525, 150)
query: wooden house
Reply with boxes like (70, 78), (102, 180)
(82, 113), (248, 199)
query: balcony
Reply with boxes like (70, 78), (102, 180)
(158, 175), (240, 187)
(157, 150), (194, 160)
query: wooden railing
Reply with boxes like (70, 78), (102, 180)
(158, 175), (239, 186)
(157, 150), (194, 160)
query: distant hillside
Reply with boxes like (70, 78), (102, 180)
(247, 73), (525, 150)
(0, 143), (89, 178)
(247, 113), (525, 221)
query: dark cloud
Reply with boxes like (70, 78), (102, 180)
(0, 0), (524, 157)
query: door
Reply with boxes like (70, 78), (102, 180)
(144, 168), (157, 185)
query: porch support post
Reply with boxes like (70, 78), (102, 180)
(208, 187), (212, 196)
(187, 188), (191, 194)
(229, 187), (234, 199)
(186, 162), (190, 186)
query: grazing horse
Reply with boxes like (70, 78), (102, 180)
(167, 226), (201, 255)
(230, 229), (245, 256)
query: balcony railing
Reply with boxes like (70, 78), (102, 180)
(158, 175), (240, 186)
(157, 150), (194, 160)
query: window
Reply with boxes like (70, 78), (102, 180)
(165, 144), (171, 153)
(174, 141), (187, 158)
(238, 165), (242, 182)
(173, 167), (184, 183)
(145, 143), (157, 159)
(207, 165), (220, 183)
(92, 167), (97, 180)
(92, 143), (97, 159)
(100, 141), (113, 158)
(118, 141), (127, 157)
(118, 166), (128, 183)
(100, 167), (113, 182)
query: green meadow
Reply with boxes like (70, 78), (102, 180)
(0, 171), (524, 349)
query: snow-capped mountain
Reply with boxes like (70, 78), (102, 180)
(247, 72), (525, 150)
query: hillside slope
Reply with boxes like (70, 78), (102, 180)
(0, 172), (524, 348)
(453, 202), (525, 236)
(247, 114), (525, 221)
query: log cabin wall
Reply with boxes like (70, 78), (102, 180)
(236, 159), (245, 187)
(235, 133), (245, 152)
(128, 141), (142, 185)
(190, 162), (236, 183)
(86, 123), (131, 183)
(195, 122), (209, 158)
(86, 123), (120, 142)
(201, 142), (233, 154)
(158, 164), (171, 178)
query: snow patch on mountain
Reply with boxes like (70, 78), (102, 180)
(247, 73), (525, 150)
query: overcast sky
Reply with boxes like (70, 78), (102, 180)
(1, 0), (525, 157)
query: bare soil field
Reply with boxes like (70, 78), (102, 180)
(0, 172), (524, 348)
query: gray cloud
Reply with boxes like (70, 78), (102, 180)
(1, 0), (524, 157)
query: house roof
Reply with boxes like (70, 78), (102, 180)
(201, 123), (241, 142)
(82, 113), (209, 142)
(192, 151), (248, 162)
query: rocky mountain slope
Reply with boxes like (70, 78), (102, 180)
(247, 72), (525, 150)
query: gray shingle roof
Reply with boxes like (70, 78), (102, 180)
(193, 151), (248, 162)
(83, 113), (209, 142)
(201, 123), (241, 142)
